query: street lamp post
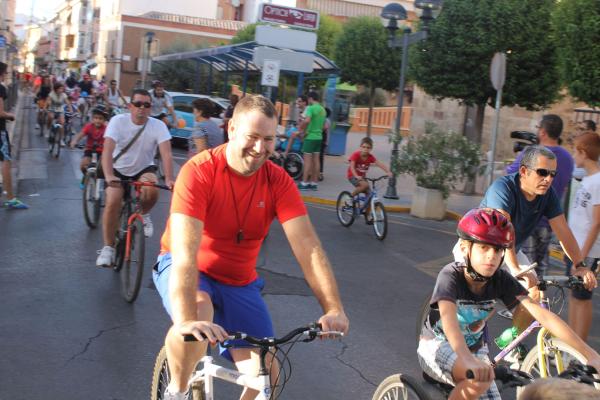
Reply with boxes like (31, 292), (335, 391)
(141, 31), (155, 89)
(382, 1), (442, 199)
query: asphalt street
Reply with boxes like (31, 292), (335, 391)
(2, 104), (600, 400)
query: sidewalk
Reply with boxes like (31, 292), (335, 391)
(0, 89), (24, 196)
(301, 131), (483, 220)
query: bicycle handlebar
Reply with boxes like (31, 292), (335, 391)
(538, 275), (584, 291)
(183, 322), (344, 346)
(365, 176), (389, 183)
(466, 363), (599, 387)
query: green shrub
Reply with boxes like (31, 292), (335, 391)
(395, 122), (482, 198)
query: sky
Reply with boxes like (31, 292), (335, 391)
(15, 0), (64, 21)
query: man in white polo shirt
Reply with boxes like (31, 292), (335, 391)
(96, 88), (175, 268)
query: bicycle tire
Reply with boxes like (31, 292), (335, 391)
(336, 191), (356, 227)
(38, 112), (46, 136)
(113, 202), (131, 272)
(151, 346), (205, 400)
(518, 338), (600, 397)
(121, 218), (145, 303)
(284, 152), (304, 181)
(372, 201), (388, 240)
(82, 171), (101, 228)
(372, 373), (431, 400)
(415, 290), (433, 346)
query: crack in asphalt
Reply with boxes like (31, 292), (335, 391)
(334, 342), (377, 387)
(64, 322), (136, 366)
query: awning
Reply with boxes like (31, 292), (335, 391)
(152, 41), (339, 75)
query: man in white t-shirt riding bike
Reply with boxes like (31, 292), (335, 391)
(96, 88), (175, 268)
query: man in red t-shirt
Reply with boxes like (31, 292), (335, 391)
(152, 95), (349, 400)
(70, 106), (108, 187)
(347, 136), (392, 197)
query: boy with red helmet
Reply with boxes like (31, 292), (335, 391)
(418, 208), (600, 400)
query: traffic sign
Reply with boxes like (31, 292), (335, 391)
(490, 52), (506, 90)
(255, 25), (317, 52)
(253, 47), (314, 73)
(261, 59), (281, 87)
(259, 4), (319, 30)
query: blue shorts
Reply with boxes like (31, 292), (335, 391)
(152, 252), (274, 362)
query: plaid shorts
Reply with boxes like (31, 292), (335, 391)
(0, 130), (11, 162)
(418, 331), (501, 400)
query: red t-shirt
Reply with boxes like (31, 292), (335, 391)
(160, 144), (307, 286)
(82, 123), (106, 152)
(347, 150), (377, 179)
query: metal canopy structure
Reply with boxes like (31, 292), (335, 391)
(152, 41), (339, 97)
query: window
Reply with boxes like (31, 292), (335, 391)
(65, 34), (75, 49)
(173, 96), (194, 114)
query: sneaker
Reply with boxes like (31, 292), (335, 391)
(498, 309), (514, 320)
(309, 183), (318, 191)
(4, 198), (29, 209)
(96, 246), (115, 268)
(142, 214), (154, 237)
(35, 123), (40, 129)
(163, 388), (190, 400)
(79, 182), (85, 190)
(298, 182), (311, 191)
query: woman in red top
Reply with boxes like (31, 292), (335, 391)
(70, 106), (108, 188)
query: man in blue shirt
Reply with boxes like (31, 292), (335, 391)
(481, 145), (596, 334)
(505, 114), (574, 277)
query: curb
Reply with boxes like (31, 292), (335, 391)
(301, 195), (463, 221)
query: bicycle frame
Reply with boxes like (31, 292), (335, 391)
(492, 289), (561, 377)
(191, 355), (272, 400)
(123, 183), (146, 262)
(354, 181), (380, 215)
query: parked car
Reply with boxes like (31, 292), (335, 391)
(169, 92), (230, 143)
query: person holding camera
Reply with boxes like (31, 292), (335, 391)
(505, 114), (574, 278)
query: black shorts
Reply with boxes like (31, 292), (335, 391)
(114, 165), (158, 181)
(83, 150), (102, 158)
(0, 130), (11, 162)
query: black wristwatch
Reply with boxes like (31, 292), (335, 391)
(574, 260), (588, 269)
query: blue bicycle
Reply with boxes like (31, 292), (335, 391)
(336, 176), (388, 240)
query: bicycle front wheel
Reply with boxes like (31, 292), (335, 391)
(151, 346), (205, 400)
(372, 201), (388, 240)
(372, 374), (431, 400)
(518, 338), (600, 396)
(121, 218), (145, 303)
(82, 171), (101, 228)
(415, 290), (433, 346)
(336, 191), (356, 227)
(113, 202), (131, 272)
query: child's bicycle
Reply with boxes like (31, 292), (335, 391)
(150, 322), (343, 400)
(47, 118), (63, 159)
(372, 363), (600, 400)
(109, 179), (171, 303)
(336, 176), (389, 240)
(414, 273), (600, 398)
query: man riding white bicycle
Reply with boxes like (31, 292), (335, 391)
(152, 95), (349, 400)
(96, 88), (174, 268)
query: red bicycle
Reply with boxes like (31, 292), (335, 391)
(112, 179), (171, 303)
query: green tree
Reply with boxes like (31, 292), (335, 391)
(152, 39), (209, 92)
(316, 15), (343, 59)
(231, 23), (260, 44)
(552, 0), (600, 107)
(334, 16), (401, 136)
(411, 0), (561, 142)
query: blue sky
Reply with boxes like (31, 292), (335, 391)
(16, 0), (63, 21)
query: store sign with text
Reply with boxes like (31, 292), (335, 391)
(259, 4), (320, 30)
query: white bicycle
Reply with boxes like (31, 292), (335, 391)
(150, 323), (343, 400)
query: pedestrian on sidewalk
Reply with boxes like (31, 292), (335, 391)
(0, 62), (28, 210)
(298, 91), (326, 191)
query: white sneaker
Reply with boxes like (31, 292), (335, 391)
(498, 309), (514, 320)
(35, 123), (40, 129)
(163, 388), (189, 400)
(96, 246), (115, 268)
(142, 214), (153, 237)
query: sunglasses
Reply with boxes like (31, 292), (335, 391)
(131, 101), (152, 109)
(528, 167), (557, 178)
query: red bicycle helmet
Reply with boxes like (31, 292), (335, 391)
(457, 208), (514, 249)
